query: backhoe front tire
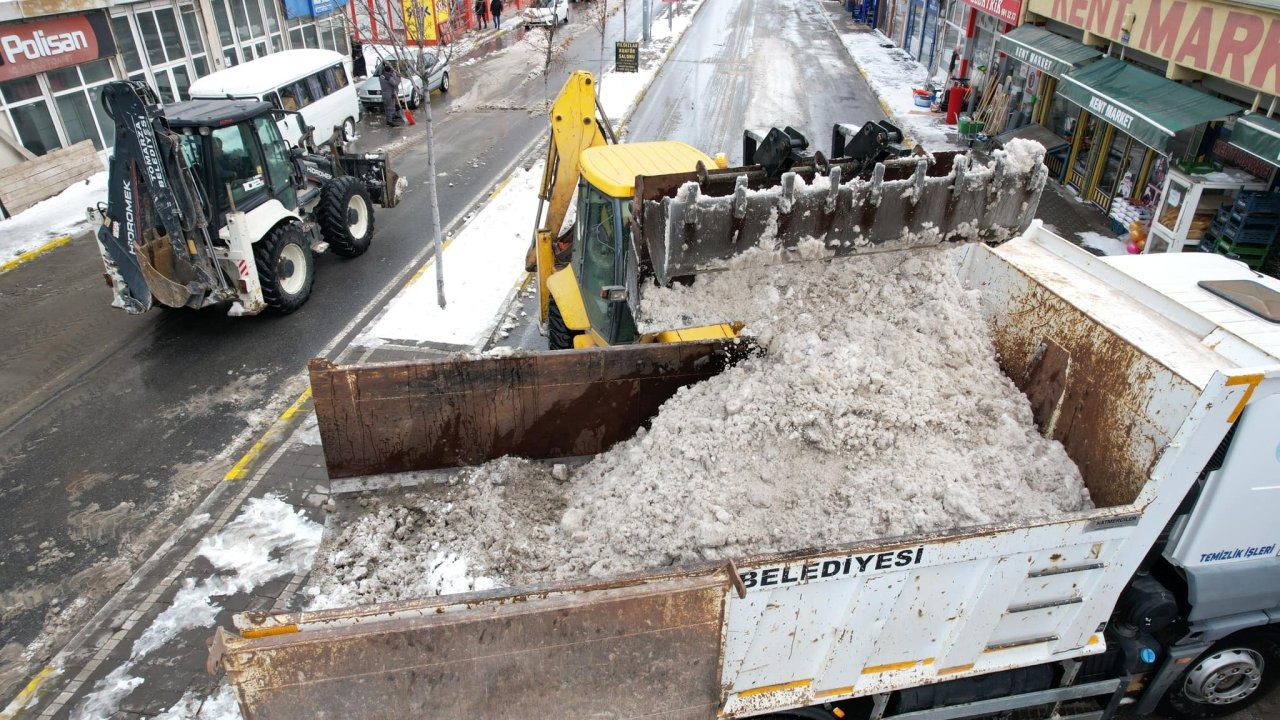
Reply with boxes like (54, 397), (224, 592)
(255, 222), (314, 314)
(547, 298), (578, 350)
(319, 176), (374, 258)
(1160, 634), (1280, 719)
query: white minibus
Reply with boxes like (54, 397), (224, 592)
(188, 49), (360, 146)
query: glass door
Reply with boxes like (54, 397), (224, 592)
(1065, 111), (1099, 191)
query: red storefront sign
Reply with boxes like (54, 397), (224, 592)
(0, 12), (116, 83)
(959, 0), (1022, 23)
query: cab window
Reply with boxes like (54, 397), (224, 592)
(576, 183), (636, 340)
(210, 123), (268, 214)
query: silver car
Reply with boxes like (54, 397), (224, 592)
(357, 50), (450, 110)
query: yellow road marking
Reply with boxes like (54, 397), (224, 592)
(0, 666), (56, 720)
(224, 388), (312, 481)
(736, 679), (811, 698)
(0, 236), (72, 275)
(1226, 374), (1264, 423)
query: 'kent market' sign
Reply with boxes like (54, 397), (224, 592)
(1028, 0), (1280, 95)
(959, 0), (1023, 24)
(0, 12), (116, 83)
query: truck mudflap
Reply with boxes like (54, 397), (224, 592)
(633, 149), (1047, 288)
(308, 338), (755, 478)
(212, 574), (729, 720)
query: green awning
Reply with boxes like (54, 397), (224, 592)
(1230, 113), (1280, 166)
(1058, 58), (1243, 153)
(997, 26), (1102, 78)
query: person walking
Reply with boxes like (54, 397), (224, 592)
(474, 0), (487, 28)
(379, 62), (404, 127)
(489, 0), (503, 29)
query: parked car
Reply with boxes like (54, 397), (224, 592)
(356, 48), (450, 111)
(187, 49), (360, 146)
(523, 0), (569, 25)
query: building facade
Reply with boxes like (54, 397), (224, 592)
(0, 0), (350, 170)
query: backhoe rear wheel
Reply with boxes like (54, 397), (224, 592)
(255, 221), (314, 314)
(547, 297), (579, 350)
(319, 176), (374, 258)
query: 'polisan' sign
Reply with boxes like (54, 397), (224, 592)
(0, 12), (116, 83)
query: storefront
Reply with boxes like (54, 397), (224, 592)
(1055, 57), (1242, 216)
(0, 11), (122, 155)
(1228, 113), (1280, 176)
(994, 24), (1100, 180)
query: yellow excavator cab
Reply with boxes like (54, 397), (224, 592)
(579, 142), (715, 199)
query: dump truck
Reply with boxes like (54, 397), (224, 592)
(211, 221), (1280, 720)
(92, 80), (404, 316)
(528, 71), (1047, 348)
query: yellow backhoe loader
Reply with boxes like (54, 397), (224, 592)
(529, 71), (1048, 349)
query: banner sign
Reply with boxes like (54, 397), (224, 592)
(959, 0), (1022, 23)
(615, 41), (639, 73)
(404, 0), (449, 42)
(0, 11), (116, 83)
(1028, 0), (1280, 95)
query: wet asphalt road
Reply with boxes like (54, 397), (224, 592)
(0, 1), (653, 695)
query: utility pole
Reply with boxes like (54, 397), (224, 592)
(642, 0), (650, 42)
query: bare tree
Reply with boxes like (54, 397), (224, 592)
(359, 0), (459, 307)
(524, 18), (569, 105)
(582, 0), (612, 86)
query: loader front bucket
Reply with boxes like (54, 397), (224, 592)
(634, 146), (1048, 287)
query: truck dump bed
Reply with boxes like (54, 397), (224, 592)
(213, 224), (1268, 719)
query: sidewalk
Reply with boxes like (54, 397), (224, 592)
(819, 2), (1119, 254)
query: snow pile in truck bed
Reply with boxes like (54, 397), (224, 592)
(306, 249), (1092, 607)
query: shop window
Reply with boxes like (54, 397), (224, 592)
(271, 35), (283, 52)
(1, 77), (42, 104)
(181, 6), (208, 56)
(81, 60), (115, 85)
(89, 85), (116, 149)
(243, 0), (266, 37)
(154, 72), (176, 104)
(265, 1), (281, 33)
(156, 9), (185, 60)
(173, 66), (192, 101)
(56, 93), (98, 149)
(254, 40), (268, 58)
(138, 13), (167, 66)
(46, 68), (83, 93)
(10, 104), (62, 156)
(212, 0), (235, 46)
(194, 57), (211, 78)
(112, 16), (144, 73)
(231, 0), (252, 43)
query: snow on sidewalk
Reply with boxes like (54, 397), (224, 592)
(0, 171), (106, 264)
(354, 164), (542, 349)
(832, 28), (962, 152)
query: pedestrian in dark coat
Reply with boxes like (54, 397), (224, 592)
(379, 63), (404, 126)
(489, 0), (502, 29)
(474, 0), (487, 28)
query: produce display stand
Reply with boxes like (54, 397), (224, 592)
(1147, 166), (1266, 254)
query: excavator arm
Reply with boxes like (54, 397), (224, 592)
(531, 71), (615, 326)
(96, 81), (229, 313)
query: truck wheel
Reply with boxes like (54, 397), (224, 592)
(319, 177), (374, 258)
(255, 222), (314, 314)
(547, 297), (579, 350)
(1161, 634), (1280, 718)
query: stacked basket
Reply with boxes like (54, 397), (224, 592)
(1198, 191), (1280, 270)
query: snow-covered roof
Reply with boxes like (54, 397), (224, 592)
(188, 49), (347, 97)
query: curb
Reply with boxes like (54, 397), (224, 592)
(0, 234), (74, 275)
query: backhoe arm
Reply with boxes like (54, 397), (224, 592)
(532, 71), (613, 325)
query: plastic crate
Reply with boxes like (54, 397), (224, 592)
(1233, 191), (1280, 217)
(1216, 238), (1269, 268)
(1220, 212), (1280, 246)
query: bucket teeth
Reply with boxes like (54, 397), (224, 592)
(637, 148), (1047, 288)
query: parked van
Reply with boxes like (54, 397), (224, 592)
(188, 49), (360, 147)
